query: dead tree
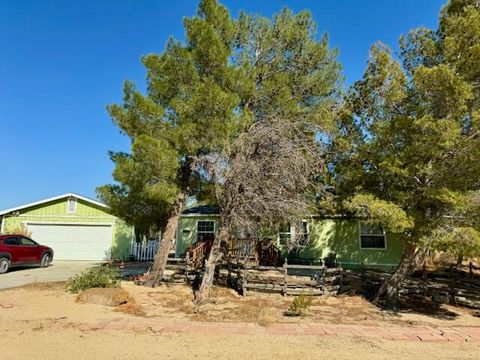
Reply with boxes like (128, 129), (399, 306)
(195, 117), (328, 303)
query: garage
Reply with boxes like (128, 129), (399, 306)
(27, 223), (113, 261)
(0, 193), (134, 261)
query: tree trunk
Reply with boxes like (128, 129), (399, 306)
(144, 159), (192, 288)
(456, 253), (464, 269)
(195, 225), (229, 304)
(144, 192), (186, 287)
(375, 243), (427, 310)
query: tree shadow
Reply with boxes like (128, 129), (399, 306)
(397, 294), (459, 320)
(343, 268), (471, 321)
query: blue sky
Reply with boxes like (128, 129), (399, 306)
(0, 0), (445, 210)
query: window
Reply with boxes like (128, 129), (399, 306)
(3, 237), (19, 245)
(197, 221), (215, 242)
(19, 237), (36, 246)
(299, 221), (309, 245)
(67, 198), (77, 213)
(278, 221), (309, 246)
(278, 224), (291, 246)
(360, 222), (386, 249)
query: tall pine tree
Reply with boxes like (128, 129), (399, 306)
(99, 0), (243, 286)
(101, 0), (341, 290)
(334, 0), (480, 308)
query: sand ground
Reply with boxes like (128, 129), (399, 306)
(1, 281), (480, 360)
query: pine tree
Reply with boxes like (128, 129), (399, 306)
(100, 1), (341, 291)
(99, 0), (242, 286)
(335, 0), (480, 308)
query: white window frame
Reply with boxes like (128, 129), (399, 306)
(196, 220), (215, 242)
(67, 198), (77, 214)
(299, 220), (309, 245)
(278, 220), (309, 246)
(278, 224), (291, 246)
(359, 222), (387, 250)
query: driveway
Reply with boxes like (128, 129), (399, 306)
(0, 261), (99, 290)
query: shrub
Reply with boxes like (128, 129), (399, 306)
(67, 265), (120, 293)
(287, 294), (313, 316)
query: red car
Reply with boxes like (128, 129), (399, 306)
(0, 234), (54, 274)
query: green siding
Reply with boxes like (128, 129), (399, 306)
(15, 198), (114, 218)
(176, 216), (219, 256)
(112, 219), (134, 259)
(176, 216), (404, 269)
(1, 197), (133, 259)
(288, 219), (404, 269)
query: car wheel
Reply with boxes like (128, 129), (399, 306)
(0, 258), (10, 274)
(40, 254), (51, 268)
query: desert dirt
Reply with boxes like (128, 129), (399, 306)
(1, 281), (480, 359)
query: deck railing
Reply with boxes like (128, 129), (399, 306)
(185, 237), (283, 269)
(227, 238), (259, 261)
(227, 238), (282, 266)
(187, 239), (212, 268)
(258, 241), (282, 266)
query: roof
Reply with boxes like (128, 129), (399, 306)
(0, 193), (108, 216)
(181, 206), (220, 216)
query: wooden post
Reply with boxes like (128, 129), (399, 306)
(228, 260), (232, 285)
(339, 261), (343, 293)
(321, 259), (327, 295)
(236, 261), (241, 293)
(283, 258), (288, 297)
(185, 252), (190, 283)
(241, 268), (248, 297)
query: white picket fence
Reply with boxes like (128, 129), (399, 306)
(130, 240), (160, 261)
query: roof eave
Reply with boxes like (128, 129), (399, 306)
(0, 193), (108, 216)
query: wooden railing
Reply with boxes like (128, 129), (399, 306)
(186, 237), (283, 269)
(227, 238), (282, 266)
(258, 242), (282, 266)
(227, 238), (259, 262)
(187, 239), (212, 269)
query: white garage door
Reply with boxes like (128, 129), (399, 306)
(27, 223), (113, 260)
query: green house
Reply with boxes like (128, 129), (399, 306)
(176, 207), (405, 270)
(0, 193), (134, 261)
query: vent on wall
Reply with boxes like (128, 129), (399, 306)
(67, 198), (77, 213)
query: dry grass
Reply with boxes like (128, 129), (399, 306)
(124, 281), (385, 325)
(115, 301), (146, 316)
(121, 281), (480, 328)
(256, 308), (278, 327)
(16, 281), (67, 291)
(76, 288), (131, 307)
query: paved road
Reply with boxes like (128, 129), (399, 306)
(0, 261), (99, 290)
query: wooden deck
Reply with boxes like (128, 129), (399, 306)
(186, 237), (282, 270)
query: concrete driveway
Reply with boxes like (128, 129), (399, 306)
(0, 261), (99, 290)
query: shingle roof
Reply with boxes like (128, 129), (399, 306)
(181, 206), (220, 215)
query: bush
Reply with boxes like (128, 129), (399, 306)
(67, 265), (120, 293)
(287, 294), (313, 316)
